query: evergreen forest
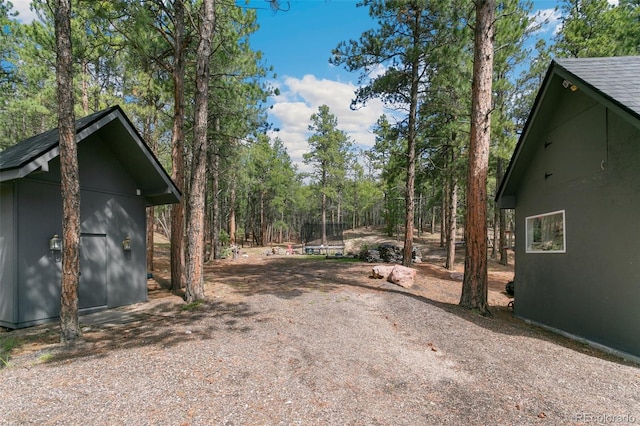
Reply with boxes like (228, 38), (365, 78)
(1, 0), (639, 304)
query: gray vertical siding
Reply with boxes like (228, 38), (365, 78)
(2, 131), (148, 328)
(514, 89), (640, 357)
(0, 183), (16, 326)
(17, 179), (63, 325)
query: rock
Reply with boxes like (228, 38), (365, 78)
(371, 265), (395, 279)
(449, 272), (464, 281)
(379, 243), (403, 263)
(360, 249), (381, 263)
(387, 265), (416, 288)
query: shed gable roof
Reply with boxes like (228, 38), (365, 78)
(555, 56), (640, 118)
(0, 105), (180, 206)
(496, 56), (640, 208)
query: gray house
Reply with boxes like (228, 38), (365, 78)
(496, 56), (640, 360)
(0, 105), (180, 329)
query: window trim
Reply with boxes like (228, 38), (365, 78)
(525, 210), (566, 254)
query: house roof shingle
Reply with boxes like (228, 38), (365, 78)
(555, 56), (640, 119)
(0, 105), (180, 205)
(0, 107), (115, 171)
(496, 55), (640, 207)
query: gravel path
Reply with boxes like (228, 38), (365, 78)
(1, 257), (639, 425)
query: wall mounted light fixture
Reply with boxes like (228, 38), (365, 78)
(49, 234), (62, 262)
(49, 234), (62, 252)
(562, 79), (578, 92)
(122, 236), (132, 251)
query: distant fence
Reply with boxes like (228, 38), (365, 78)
(301, 222), (346, 245)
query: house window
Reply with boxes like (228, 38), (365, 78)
(526, 210), (566, 253)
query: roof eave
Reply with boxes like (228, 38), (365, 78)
(0, 147), (60, 183)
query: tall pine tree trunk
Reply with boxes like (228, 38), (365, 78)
(229, 172), (237, 244)
(440, 190), (446, 247)
(445, 176), (458, 271)
(496, 158), (509, 265)
(211, 119), (220, 259)
(444, 141), (458, 270)
(321, 171), (327, 246)
(259, 190), (266, 246)
(184, 0), (215, 303)
(81, 60), (89, 115)
(491, 157), (503, 259)
(144, 110), (158, 272)
(499, 210), (508, 265)
(460, 0), (495, 315)
(402, 44), (419, 267)
(55, 0), (81, 344)
(170, 0), (186, 291)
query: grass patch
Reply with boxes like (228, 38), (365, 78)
(37, 353), (54, 364)
(181, 300), (204, 311)
(295, 255), (362, 263)
(326, 256), (361, 263)
(0, 335), (20, 367)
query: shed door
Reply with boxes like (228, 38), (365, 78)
(79, 234), (107, 309)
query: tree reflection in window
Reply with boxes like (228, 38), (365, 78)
(526, 210), (565, 253)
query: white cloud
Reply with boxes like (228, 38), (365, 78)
(268, 74), (388, 173)
(10, 0), (38, 23)
(529, 8), (562, 35)
(531, 1), (618, 36)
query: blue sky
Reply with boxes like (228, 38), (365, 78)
(10, 0), (567, 171)
(241, 0), (564, 170)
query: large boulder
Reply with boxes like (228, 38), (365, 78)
(387, 265), (416, 288)
(371, 265), (395, 279)
(370, 264), (416, 289)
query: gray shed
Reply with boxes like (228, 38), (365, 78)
(0, 105), (180, 329)
(496, 56), (640, 360)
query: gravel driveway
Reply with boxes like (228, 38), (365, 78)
(1, 257), (639, 425)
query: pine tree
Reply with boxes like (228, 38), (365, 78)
(184, 0), (215, 303)
(54, 0), (81, 343)
(460, 0), (495, 316)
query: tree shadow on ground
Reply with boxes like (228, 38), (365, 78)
(4, 249), (633, 369)
(207, 255), (636, 367)
(204, 257), (354, 299)
(2, 297), (258, 368)
(347, 276), (637, 367)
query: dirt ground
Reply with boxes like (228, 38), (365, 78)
(2, 227), (515, 361)
(1, 227), (638, 425)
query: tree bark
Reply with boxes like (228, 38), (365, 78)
(492, 157), (503, 260)
(81, 60), (89, 115)
(445, 176), (457, 271)
(144, 111), (158, 272)
(229, 172), (237, 244)
(54, 0), (81, 344)
(259, 190), (266, 246)
(402, 16), (419, 267)
(211, 119), (220, 259)
(496, 158), (509, 265)
(321, 169), (327, 246)
(170, 0), (186, 292)
(431, 205), (436, 234)
(440, 190), (446, 247)
(460, 0), (495, 315)
(184, 0), (215, 303)
(499, 209), (508, 265)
